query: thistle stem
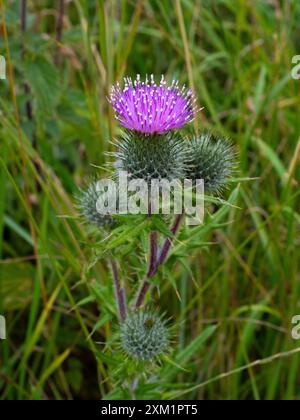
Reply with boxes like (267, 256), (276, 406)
(134, 230), (158, 309)
(135, 214), (184, 309)
(110, 258), (127, 322)
(146, 230), (158, 277)
(157, 213), (184, 266)
(134, 279), (151, 310)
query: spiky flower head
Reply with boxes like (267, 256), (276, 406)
(77, 181), (115, 228)
(115, 130), (188, 183)
(185, 132), (236, 194)
(109, 75), (199, 134)
(121, 309), (169, 362)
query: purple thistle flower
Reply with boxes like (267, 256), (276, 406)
(109, 75), (200, 135)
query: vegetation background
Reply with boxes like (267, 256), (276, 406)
(0, 0), (300, 400)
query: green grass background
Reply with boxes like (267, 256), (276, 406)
(0, 0), (300, 400)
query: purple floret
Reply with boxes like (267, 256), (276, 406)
(109, 75), (200, 134)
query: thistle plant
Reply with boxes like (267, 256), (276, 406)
(77, 75), (236, 375)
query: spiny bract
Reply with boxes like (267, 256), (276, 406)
(121, 309), (169, 362)
(185, 132), (236, 194)
(115, 130), (188, 183)
(77, 181), (115, 228)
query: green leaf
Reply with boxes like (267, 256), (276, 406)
(175, 325), (217, 366)
(252, 136), (286, 183)
(163, 325), (217, 381)
(22, 55), (61, 123)
(151, 215), (174, 237)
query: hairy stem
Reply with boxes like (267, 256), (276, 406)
(157, 213), (184, 266)
(134, 279), (151, 310)
(134, 230), (158, 309)
(110, 258), (127, 322)
(146, 230), (158, 277)
(135, 214), (184, 309)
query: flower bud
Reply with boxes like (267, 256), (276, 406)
(77, 181), (115, 228)
(115, 130), (188, 183)
(121, 309), (169, 362)
(185, 132), (236, 194)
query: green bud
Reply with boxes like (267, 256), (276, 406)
(115, 131), (188, 183)
(76, 181), (115, 228)
(185, 132), (236, 194)
(121, 309), (169, 362)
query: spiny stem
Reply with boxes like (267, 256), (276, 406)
(134, 230), (158, 309)
(146, 230), (158, 277)
(135, 214), (184, 309)
(110, 258), (127, 322)
(134, 279), (151, 310)
(157, 213), (184, 266)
